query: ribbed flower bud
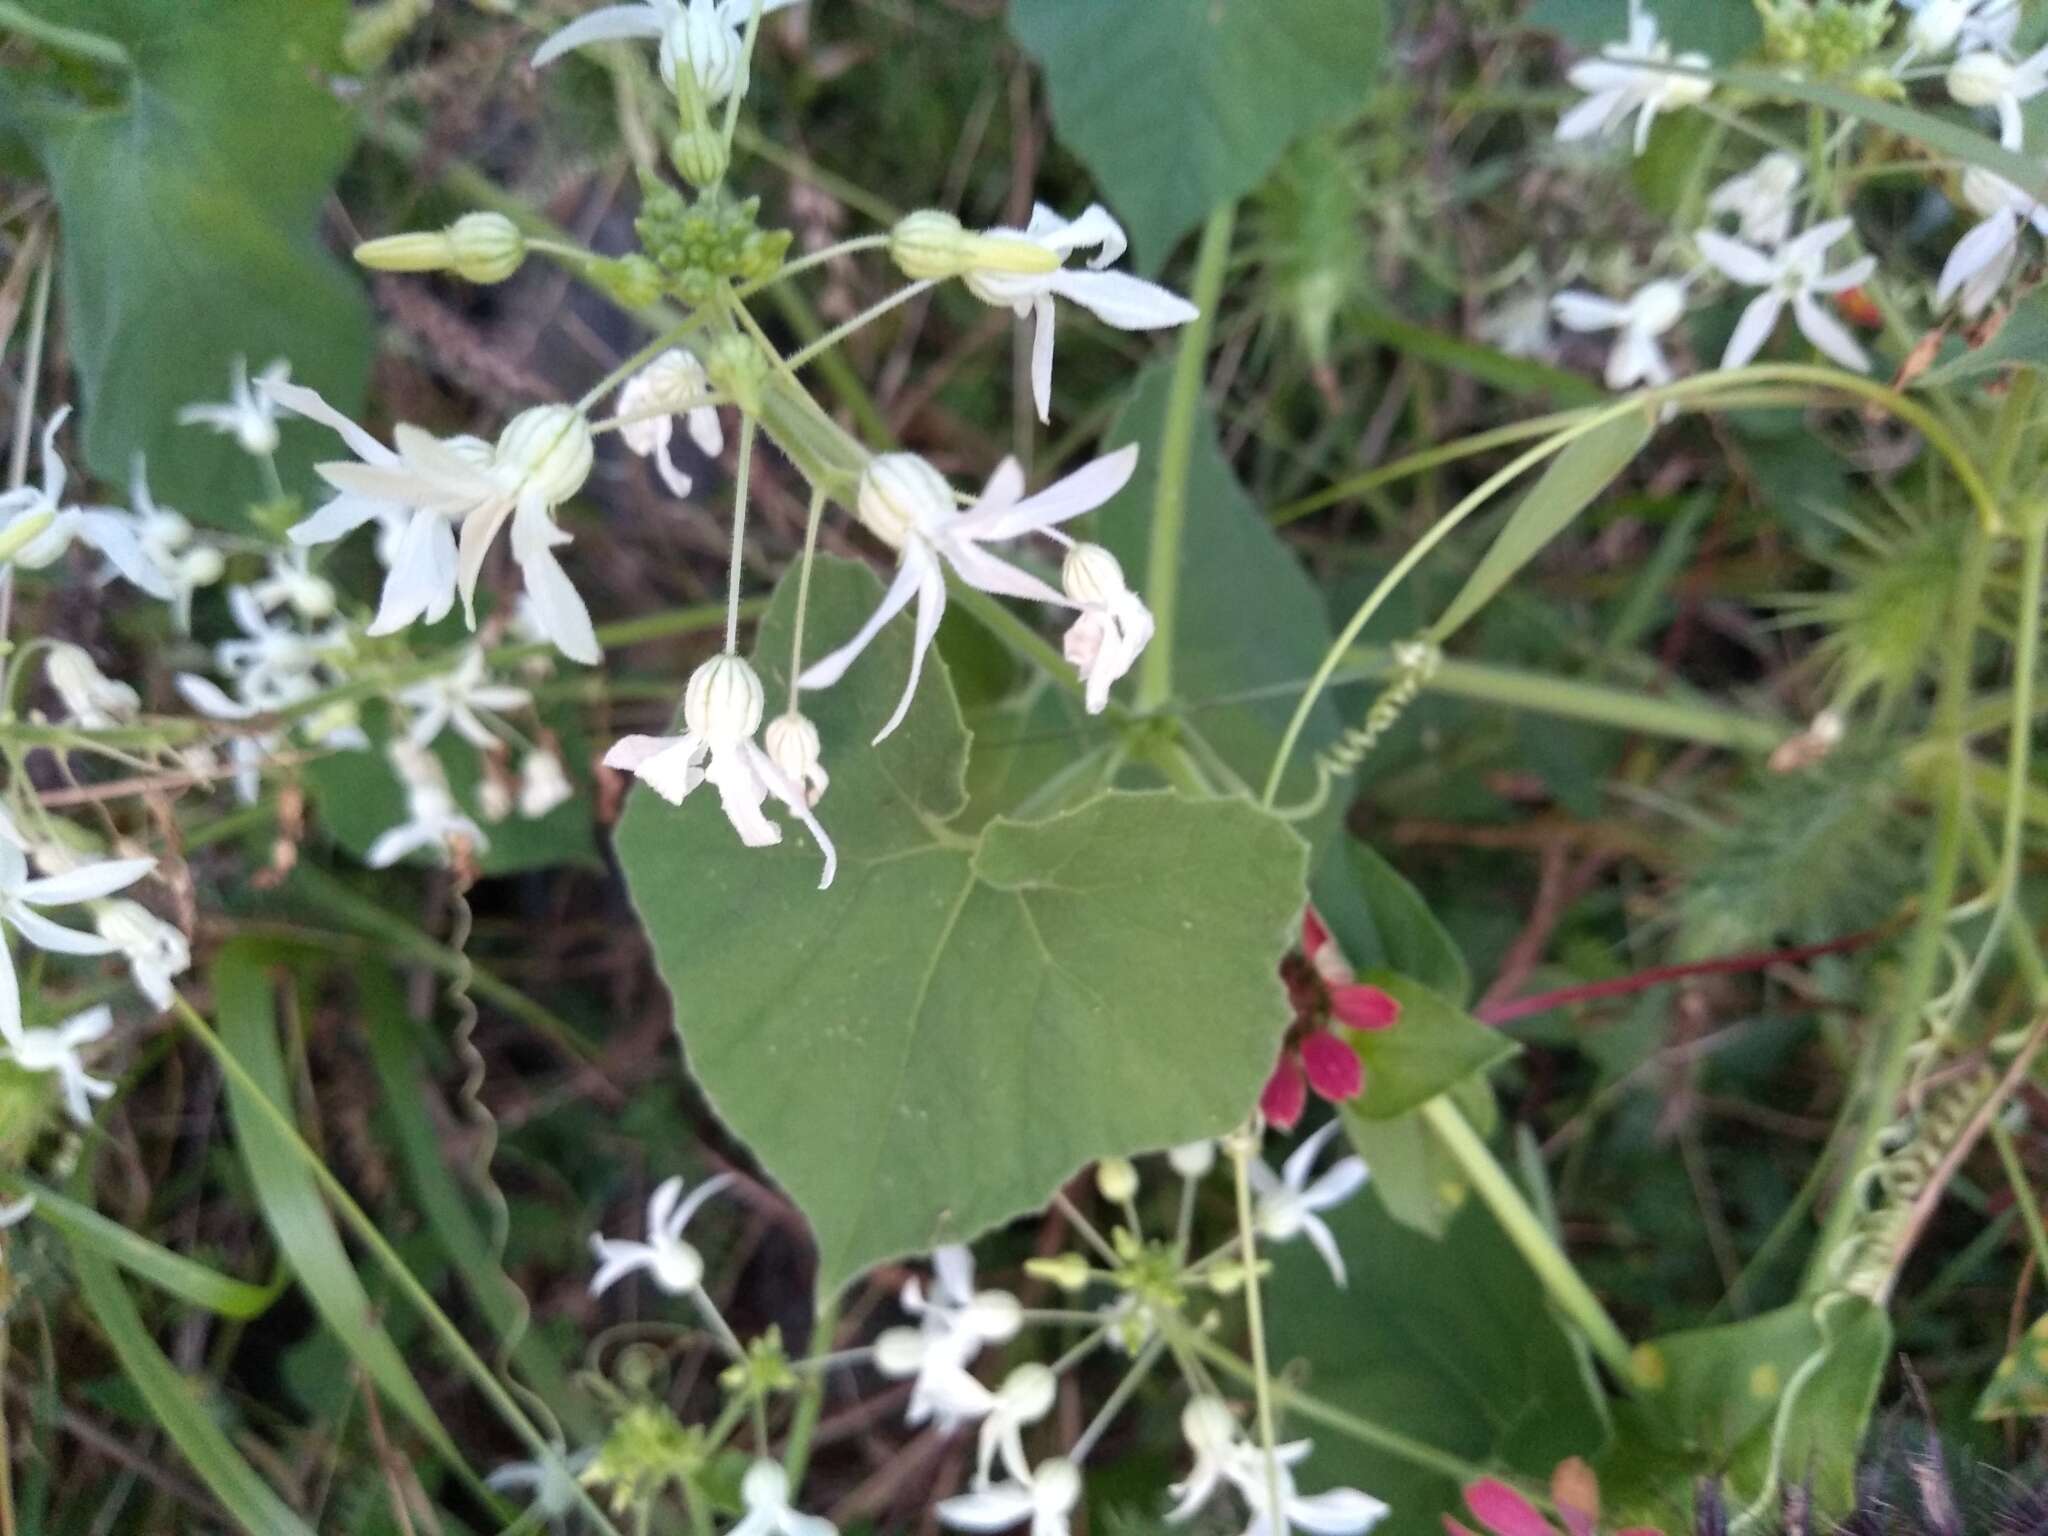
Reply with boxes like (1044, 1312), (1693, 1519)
(666, 5), (742, 103)
(1095, 1156), (1139, 1204)
(889, 209), (1062, 281)
(670, 127), (730, 190)
(356, 213), (526, 284)
(764, 713), (828, 806)
(684, 654), (765, 744)
(702, 333), (766, 416)
(1948, 51), (2014, 106)
(495, 407), (594, 504)
(0, 510), (56, 564)
(857, 454), (953, 549)
(1061, 542), (1128, 607)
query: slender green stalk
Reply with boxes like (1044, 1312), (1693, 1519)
(780, 1297), (838, 1489)
(780, 280), (936, 375)
(1420, 1096), (1639, 1384)
(0, 1), (130, 67)
(726, 415), (759, 653)
(785, 487), (828, 711)
(1227, 1133), (1285, 1528)
(1990, 1118), (2048, 1283)
(1135, 205), (1236, 712)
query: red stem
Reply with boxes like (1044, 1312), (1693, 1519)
(1474, 926), (1890, 1026)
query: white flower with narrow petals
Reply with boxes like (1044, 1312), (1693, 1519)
(458, 407), (601, 664)
(45, 644), (140, 730)
(0, 843), (153, 1045)
(121, 464), (224, 631)
(519, 748), (575, 819)
(763, 713), (829, 806)
(616, 349), (725, 499)
(532, 0), (804, 103)
(1948, 44), (2048, 147)
(399, 649), (532, 751)
(1554, 3), (1712, 156)
(1, 1005), (117, 1124)
(1939, 166), (2048, 316)
(1707, 153), (1805, 248)
(1697, 218), (1878, 373)
(1902, 0), (2020, 54)
(251, 549), (337, 622)
(1223, 1439), (1388, 1536)
(178, 357), (292, 458)
(1248, 1119), (1369, 1288)
(733, 1460), (837, 1536)
(1059, 543), (1154, 716)
(173, 675), (277, 806)
(605, 653), (837, 887)
(919, 1364), (1058, 1487)
(800, 449), (1139, 742)
(873, 1244), (1025, 1428)
(91, 899), (190, 1012)
(1551, 280), (1688, 389)
(486, 1448), (595, 1528)
(937, 1456), (1081, 1536)
(958, 205), (1198, 423)
(214, 587), (336, 709)
(367, 741), (489, 868)
(0, 414), (173, 601)
(588, 1171), (734, 1297)
(1168, 1397), (1248, 1523)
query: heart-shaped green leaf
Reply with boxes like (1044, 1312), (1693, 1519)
(616, 559), (1308, 1297)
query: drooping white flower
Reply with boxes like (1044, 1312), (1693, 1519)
(1551, 279), (1689, 389)
(1248, 1119), (1369, 1288)
(367, 741), (489, 868)
(1938, 166), (2048, 316)
(458, 407), (601, 665)
(0, 842), (152, 1045)
(615, 349), (725, 499)
(519, 748), (575, 819)
(250, 548), (337, 623)
(1706, 153), (1805, 248)
(873, 1244), (1025, 1429)
(0, 1196), (32, 1228)
(1554, 3), (1713, 155)
(1948, 44), (2048, 147)
(919, 1364), (1059, 1488)
(0, 413), (173, 601)
(605, 654), (838, 887)
(1168, 1398), (1248, 1523)
(1223, 1439), (1388, 1536)
(763, 713), (829, 806)
(1, 1005), (116, 1125)
(399, 649), (532, 751)
(957, 205), (1198, 423)
(91, 899), (190, 1012)
(268, 382), (494, 642)
(1059, 543), (1154, 716)
(733, 1461), (837, 1536)
(1902, 0), (2019, 54)
(1696, 218), (1878, 372)
(44, 643), (140, 729)
(214, 587), (335, 709)
(588, 1171), (735, 1297)
(531, 0), (805, 103)
(937, 1456), (1081, 1536)
(486, 1448), (596, 1527)
(178, 357), (292, 458)
(1474, 288), (1556, 362)
(799, 449), (1139, 742)
(122, 464), (225, 631)
(172, 675), (276, 806)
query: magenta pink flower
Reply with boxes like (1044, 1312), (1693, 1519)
(1445, 1463), (1664, 1536)
(1260, 906), (1402, 1131)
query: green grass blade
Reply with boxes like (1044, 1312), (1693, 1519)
(68, 1243), (316, 1536)
(212, 938), (467, 1470)
(10, 1176), (281, 1319)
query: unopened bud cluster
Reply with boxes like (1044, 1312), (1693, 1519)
(635, 178), (791, 305)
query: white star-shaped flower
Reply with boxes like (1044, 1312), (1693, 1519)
(605, 653), (837, 887)
(399, 649), (532, 751)
(1248, 1119), (1369, 1288)
(178, 357), (292, 459)
(91, 899), (191, 1013)
(799, 449), (1139, 742)
(1938, 166), (2048, 316)
(937, 1456), (1081, 1536)
(367, 742), (490, 869)
(1948, 43), (2048, 147)
(121, 463), (225, 631)
(1551, 279), (1688, 389)
(957, 205), (1198, 423)
(1706, 153), (1804, 248)
(1168, 1397), (1249, 1523)
(0, 412), (173, 601)
(532, 0), (805, 103)
(0, 841), (153, 1045)
(1554, 2), (1712, 155)
(2, 1005), (116, 1125)
(213, 587), (339, 710)
(873, 1244), (1025, 1429)
(588, 1171), (735, 1297)
(45, 643), (140, 730)
(732, 1461), (837, 1536)
(486, 1448), (595, 1529)
(1696, 217), (1877, 372)
(1224, 1439), (1388, 1536)
(616, 349), (726, 499)
(1902, 0), (2020, 54)
(250, 548), (338, 623)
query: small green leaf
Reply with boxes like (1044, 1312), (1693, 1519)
(1429, 412), (1653, 644)
(1, 0), (373, 515)
(1977, 1312), (2048, 1420)
(1352, 975), (1516, 1121)
(214, 940), (462, 1466)
(1264, 1188), (1609, 1536)
(1008, 0), (1386, 268)
(70, 1245), (317, 1536)
(14, 1177), (280, 1319)
(616, 559), (1308, 1298)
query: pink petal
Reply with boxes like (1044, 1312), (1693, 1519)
(1330, 984), (1401, 1031)
(1302, 905), (1332, 959)
(1260, 1053), (1308, 1130)
(1464, 1480), (1558, 1536)
(1550, 1458), (1600, 1536)
(1300, 1032), (1364, 1104)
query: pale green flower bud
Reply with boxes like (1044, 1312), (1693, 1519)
(1167, 1139), (1215, 1179)
(684, 653), (765, 744)
(889, 209), (1062, 282)
(670, 127), (729, 190)
(857, 453), (953, 550)
(702, 333), (766, 417)
(495, 406), (594, 505)
(1061, 543), (1128, 607)
(1095, 1156), (1139, 1204)
(764, 713), (827, 806)
(355, 213), (526, 284)
(1024, 1253), (1092, 1293)
(1948, 51), (2014, 107)
(0, 510), (56, 564)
